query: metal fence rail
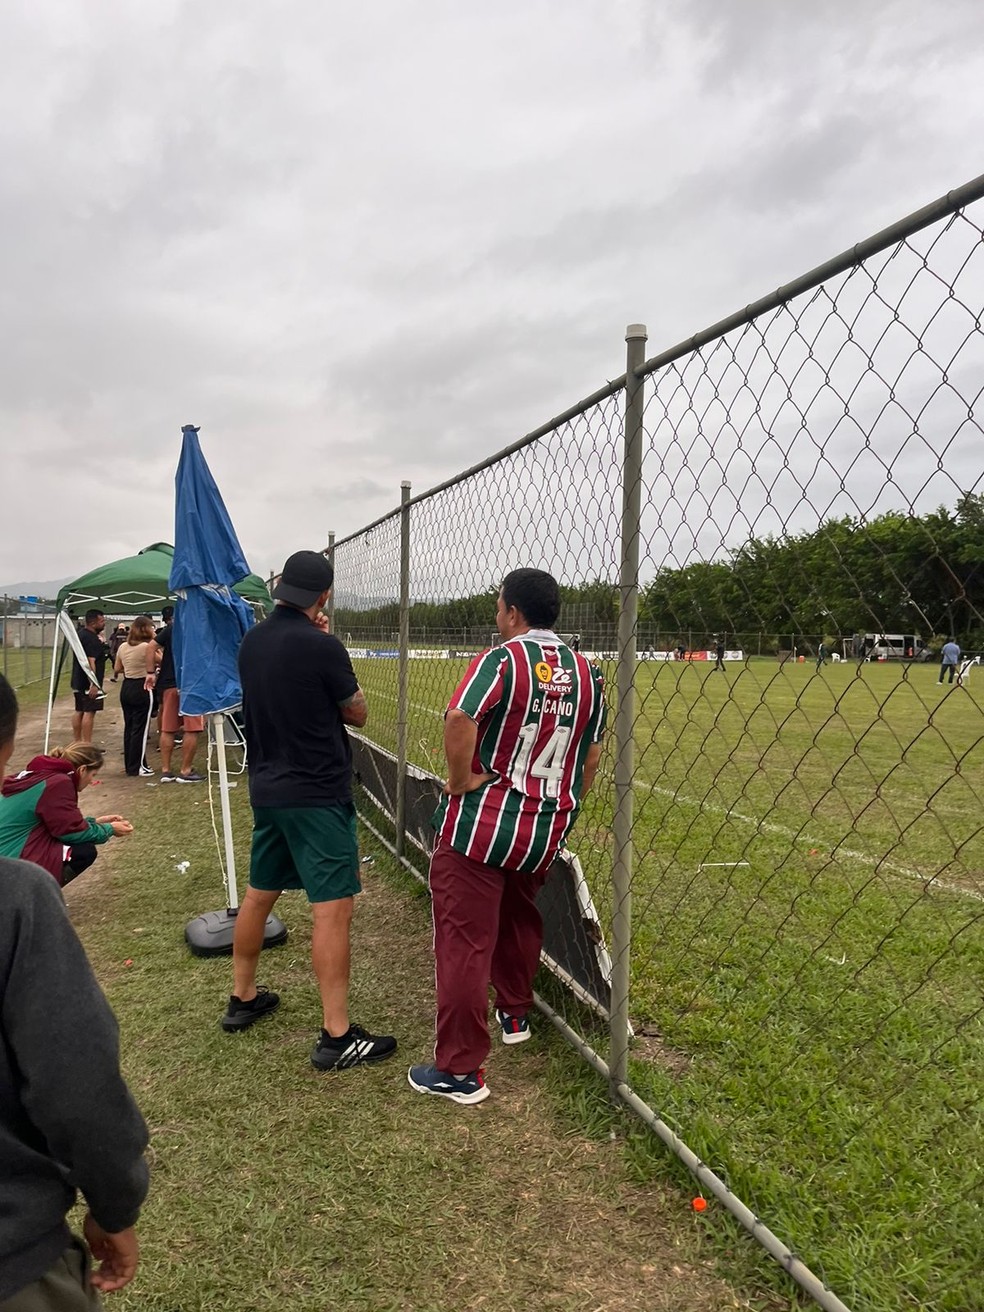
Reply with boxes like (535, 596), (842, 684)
(330, 174), (984, 1312)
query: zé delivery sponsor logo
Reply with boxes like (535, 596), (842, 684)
(534, 660), (573, 699)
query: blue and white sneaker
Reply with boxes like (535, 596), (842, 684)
(496, 1009), (531, 1045)
(407, 1064), (490, 1105)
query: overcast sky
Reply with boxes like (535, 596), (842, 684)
(1, 0), (983, 589)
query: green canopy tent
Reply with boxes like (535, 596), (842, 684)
(45, 542), (271, 749)
(55, 541), (271, 614)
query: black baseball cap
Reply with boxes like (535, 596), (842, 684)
(272, 551), (335, 608)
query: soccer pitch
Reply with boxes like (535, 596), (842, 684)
(353, 652), (983, 1311)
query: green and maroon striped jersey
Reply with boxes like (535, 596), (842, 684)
(434, 629), (606, 874)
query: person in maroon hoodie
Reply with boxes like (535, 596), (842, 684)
(0, 744), (133, 885)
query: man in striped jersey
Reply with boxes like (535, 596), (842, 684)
(409, 569), (606, 1105)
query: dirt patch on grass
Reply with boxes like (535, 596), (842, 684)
(631, 1023), (693, 1078)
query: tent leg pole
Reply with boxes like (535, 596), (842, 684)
(44, 616), (63, 754)
(212, 713), (239, 911)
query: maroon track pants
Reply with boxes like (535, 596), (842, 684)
(430, 837), (549, 1074)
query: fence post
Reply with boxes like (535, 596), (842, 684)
(325, 534), (335, 633)
(395, 482), (411, 858)
(610, 323), (647, 1092)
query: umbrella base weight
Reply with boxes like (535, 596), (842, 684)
(185, 908), (288, 957)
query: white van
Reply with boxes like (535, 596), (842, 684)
(860, 633), (926, 660)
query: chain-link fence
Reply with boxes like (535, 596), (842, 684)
(330, 174), (984, 1312)
(1, 597), (59, 690)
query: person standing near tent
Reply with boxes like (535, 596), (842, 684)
(108, 626), (128, 682)
(70, 611), (108, 744)
(222, 550), (397, 1073)
(154, 608), (204, 784)
(0, 675), (149, 1308)
(408, 568), (606, 1106)
(113, 617), (159, 778)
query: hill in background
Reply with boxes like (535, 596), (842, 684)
(0, 578), (72, 601)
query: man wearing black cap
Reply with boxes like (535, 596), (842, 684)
(221, 550), (396, 1072)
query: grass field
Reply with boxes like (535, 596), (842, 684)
(351, 652), (984, 1312)
(1, 646), (50, 692)
(40, 715), (777, 1312)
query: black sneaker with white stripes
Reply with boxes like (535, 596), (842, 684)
(310, 1023), (397, 1071)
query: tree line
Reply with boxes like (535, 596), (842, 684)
(333, 495), (984, 650)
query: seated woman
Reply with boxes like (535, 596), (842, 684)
(0, 742), (133, 885)
(114, 615), (160, 777)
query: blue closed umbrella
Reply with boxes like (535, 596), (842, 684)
(171, 424), (286, 955)
(170, 425), (255, 717)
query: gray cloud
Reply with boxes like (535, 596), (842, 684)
(0, 0), (982, 585)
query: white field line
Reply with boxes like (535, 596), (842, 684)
(371, 687), (443, 720)
(631, 779), (984, 904)
(367, 686), (982, 904)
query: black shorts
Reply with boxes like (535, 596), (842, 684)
(73, 690), (103, 714)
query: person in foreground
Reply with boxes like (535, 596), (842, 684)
(222, 550), (396, 1072)
(0, 675), (149, 1310)
(409, 568), (606, 1105)
(0, 743), (133, 885)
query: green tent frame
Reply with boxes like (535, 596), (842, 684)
(56, 541), (272, 614)
(45, 542), (271, 749)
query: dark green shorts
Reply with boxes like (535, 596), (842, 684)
(248, 803), (361, 903)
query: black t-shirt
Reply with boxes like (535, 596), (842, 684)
(71, 628), (108, 691)
(238, 606), (359, 807)
(155, 625), (176, 691)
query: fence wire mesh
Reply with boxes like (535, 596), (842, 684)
(1, 597), (58, 691)
(330, 183), (984, 1312)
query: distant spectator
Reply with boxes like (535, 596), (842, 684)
(108, 625), (128, 682)
(713, 637), (726, 672)
(70, 610), (108, 744)
(0, 675), (149, 1308)
(0, 742), (133, 885)
(816, 641), (828, 671)
(113, 616), (159, 777)
(676, 641), (686, 661)
(155, 607), (205, 784)
(938, 638), (961, 686)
